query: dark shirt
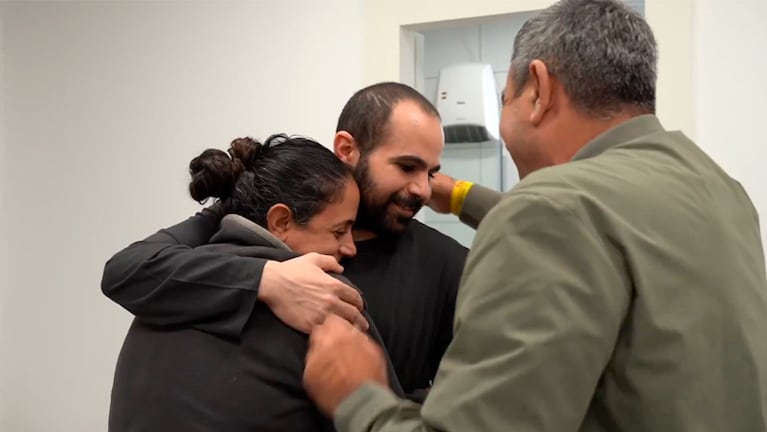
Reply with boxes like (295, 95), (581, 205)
(342, 221), (467, 395)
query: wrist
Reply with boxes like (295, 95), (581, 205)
(257, 261), (278, 304)
(450, 180), (474, 215)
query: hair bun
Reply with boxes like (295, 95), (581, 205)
(188, 149), (238, 203)
(228, 137), (265, 171)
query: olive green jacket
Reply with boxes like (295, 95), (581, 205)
(334, 115), (767, 432)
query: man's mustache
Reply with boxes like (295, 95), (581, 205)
(391, 194), (424, 212)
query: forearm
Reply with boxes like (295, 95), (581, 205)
(457, 184), (502, 230)
(101, 206), (263, 337)
(103, 240), (265, 336)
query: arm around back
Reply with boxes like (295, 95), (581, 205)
(101, 207), (264, 338)
(426, 173), (503, 230)
(102, 207), (368, 337)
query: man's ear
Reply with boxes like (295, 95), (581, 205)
(528, 59), (554, 126)
(334, 131), (360, 166)
(266, 204), (293, 242)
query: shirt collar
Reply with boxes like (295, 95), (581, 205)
(572, 114), (665, 161)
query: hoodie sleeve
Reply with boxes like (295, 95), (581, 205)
(101, 207), (265, 338)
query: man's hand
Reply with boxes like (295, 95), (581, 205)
(304, 315), (389, 417)
(427, 172), (457, 214)
(258, 253), (368, 334)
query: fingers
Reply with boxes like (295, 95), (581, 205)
(309, 314), (351, 347)
(330, 298), (369, 331)
(303, 252), (365, 312)
(304, 252), (344, 274)
(333, 282), (364, 311)
(426, 172), (459, 213)
(311, 316), (381, 366)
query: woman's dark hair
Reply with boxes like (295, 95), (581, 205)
(188, 134), (352, 226)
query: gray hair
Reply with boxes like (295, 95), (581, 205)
(510, 0), (657, 118)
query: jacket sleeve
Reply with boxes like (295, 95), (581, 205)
(457, 184), (503, 230)
(101, 207), (265, 338)
(333, 192), (630, 432)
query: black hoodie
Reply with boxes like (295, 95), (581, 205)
(108, 214), (403, 432)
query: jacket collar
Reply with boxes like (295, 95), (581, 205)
(572, 114), (665, 161)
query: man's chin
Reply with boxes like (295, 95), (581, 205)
(379, 214), (413, 235)
(356, 207), (415, 237)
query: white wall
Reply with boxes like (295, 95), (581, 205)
(645, 0), (693, 136)
(693, 0), (767, 249)
(1, 1), (364, 430)
(0, 2), (9, 428)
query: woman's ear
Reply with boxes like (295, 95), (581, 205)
(334, 131), (360, 166)
(266, 204), (293, 241)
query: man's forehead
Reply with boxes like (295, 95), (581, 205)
(369, 100), (443, 160)
(374, 125), (442, 152)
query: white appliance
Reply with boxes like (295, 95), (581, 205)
(436, 63), (500, 143)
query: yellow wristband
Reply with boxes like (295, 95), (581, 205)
(450, 180), (474, 215)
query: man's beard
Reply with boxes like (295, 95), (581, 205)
(352, 157), (424, 236)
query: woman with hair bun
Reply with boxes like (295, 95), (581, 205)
(187, 134), (359, 262)
(109, 134), (401, 432)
